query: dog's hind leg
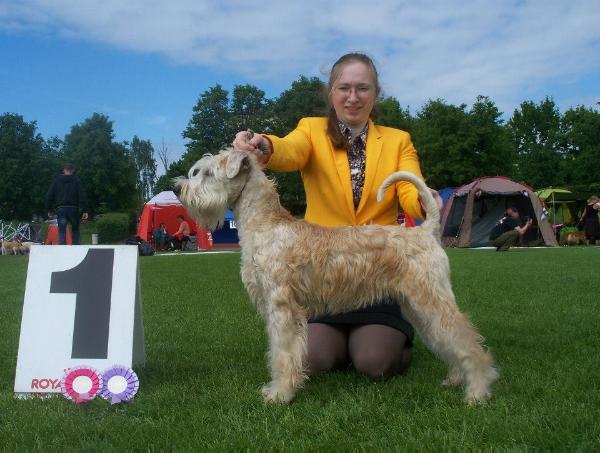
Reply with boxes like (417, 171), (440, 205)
(399, 283), (498, 405)
(261, 288), (308, 403)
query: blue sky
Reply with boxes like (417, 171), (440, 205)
(1, 0), (599, 172)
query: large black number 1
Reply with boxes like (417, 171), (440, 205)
(50, 249), (114, 359)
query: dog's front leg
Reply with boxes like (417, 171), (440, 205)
(261, 289), (307, 403)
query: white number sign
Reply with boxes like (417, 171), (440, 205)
(14, 245), (145, 397)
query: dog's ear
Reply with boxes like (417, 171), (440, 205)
(225, 151), (251, 179)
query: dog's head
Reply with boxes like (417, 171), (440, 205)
(173, 148), (253, 230)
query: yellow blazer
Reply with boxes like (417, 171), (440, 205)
(265, 117), (425, 227)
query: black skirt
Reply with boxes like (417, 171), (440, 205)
(309, 299), (415, 346)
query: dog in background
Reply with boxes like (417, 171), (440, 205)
(559, 231), (586, 246)
(174, 148), (498, 405)
(1, 240), (21, 255)
(20, 241), (34, 254)
(0, 240), (35, 255)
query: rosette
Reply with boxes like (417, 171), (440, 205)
(60, 366), (103, 404)
(100, 365), (139, 404)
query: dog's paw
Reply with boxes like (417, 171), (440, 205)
(463, 388), (492, 406)
(261, 382), (295, 404)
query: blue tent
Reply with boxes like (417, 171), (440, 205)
(438, 187), (456, 206)
(410, 187), (456, 226)
(213, 209), (239, 244)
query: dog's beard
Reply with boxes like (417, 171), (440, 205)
(180, 183), (228, 231)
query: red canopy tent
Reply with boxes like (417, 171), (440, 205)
(136, 191), (213, 249)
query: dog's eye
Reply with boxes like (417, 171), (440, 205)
(192, 168), (200, 177)
(204, 169), (213, 177)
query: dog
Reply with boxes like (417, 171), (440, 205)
(1, 240), (22, 255)
(174, 148), (498, 405)
(559, 231), (586, 246)
(20, 241), (35, 254)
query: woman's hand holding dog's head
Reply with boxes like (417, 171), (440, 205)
(233, 130), (272, 165)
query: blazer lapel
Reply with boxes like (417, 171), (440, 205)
(357, 120), (383, 215)
(328, 137), (356, 219)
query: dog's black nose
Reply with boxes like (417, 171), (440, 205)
(173, 184), (182, 197)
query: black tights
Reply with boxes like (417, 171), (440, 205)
(307, 323), (412, 380)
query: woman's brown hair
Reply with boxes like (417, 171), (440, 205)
(326, 53), (381, 149)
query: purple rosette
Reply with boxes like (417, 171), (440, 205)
(100, 365), (139, 404)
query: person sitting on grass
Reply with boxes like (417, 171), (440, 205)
(154, 223), (171, 251)
(171, 215), (190, 251)
(489, 206), (532, 251)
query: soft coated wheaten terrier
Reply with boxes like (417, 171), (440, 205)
(174, 148), (498, 405)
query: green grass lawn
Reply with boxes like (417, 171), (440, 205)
(1, 248), (599, 450)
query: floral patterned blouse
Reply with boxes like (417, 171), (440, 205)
(339, 120), (368, 209)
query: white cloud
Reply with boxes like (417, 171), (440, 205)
(1, 0), (599, 113)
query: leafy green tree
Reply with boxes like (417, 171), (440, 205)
(559, 105), (600, 189)
(468, 96), (515, 179)
(155, 159), (188, 194)
(412, 100), (475, 188)
(181, 84), (230, 168)
(129, 136), (157, 202)
(0, 113), (57, 219)
(375, 96), (414, 133)
(153, 174), (172, 195)
(62, 113), (137, 214)
(44, 135), (64, 158)
(507, 97), (562, 187)
(412, 97), (513, 188)
(164, 84), (233, 188)
(229, 84), (273, 135)
(271, 76), (326, 135)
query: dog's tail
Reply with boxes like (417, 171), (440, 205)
(376, 171), (440, 235)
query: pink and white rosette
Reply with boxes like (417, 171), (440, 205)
(60, 366), (103, 404)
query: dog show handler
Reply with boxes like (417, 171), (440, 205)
(234, 52), (439, 380)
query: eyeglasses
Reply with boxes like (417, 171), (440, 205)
(333, 84), (373, 98)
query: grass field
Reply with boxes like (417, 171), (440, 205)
(1, 247), (599, 450)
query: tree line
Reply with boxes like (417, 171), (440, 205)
(1, 75), (599, 220)
(0, 112), (156, 220)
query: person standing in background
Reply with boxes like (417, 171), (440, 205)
(45, 163), (89, 245)
(579, 196), (600, 245)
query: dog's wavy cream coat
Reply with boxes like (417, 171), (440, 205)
(175, 149), (498, 405)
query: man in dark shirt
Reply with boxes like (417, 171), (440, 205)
(489, 206), (532, 251)
(45, 163), (89, 245)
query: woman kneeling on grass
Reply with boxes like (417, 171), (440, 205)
(234, 52), (441, 380)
